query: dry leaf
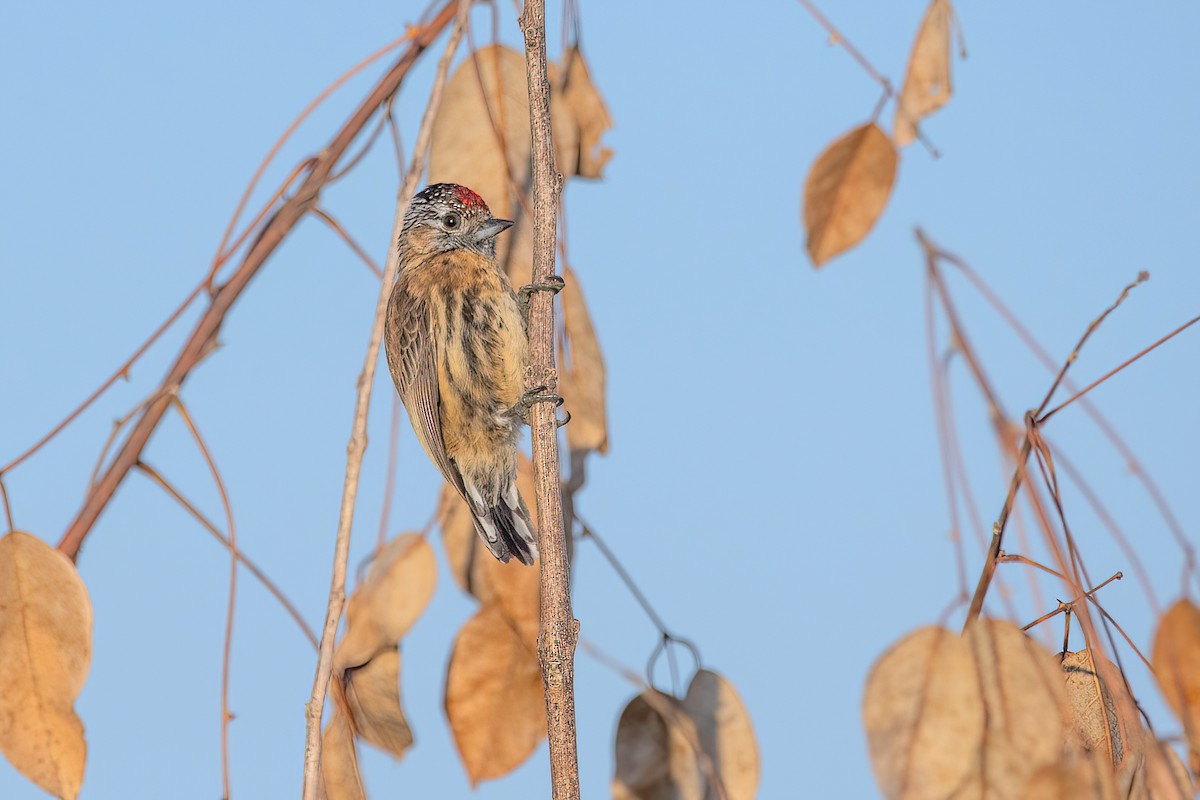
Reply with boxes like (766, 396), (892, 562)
(559, 265), (608, 455)
(1023, 751), (1121, 800)
(334, 532), (436, 672)
(1143, 739), (1196, 800)
(613, 671), (759, 800)
(613, 691), (704, 800)
(445, 605), (545, 785)
(803, 122), (898, 266)
(962, 618), (1070, 799)
(438, 455), (541, 649)
(559, 45), (614, 178)
(319, 710), (366, 800)
(1060, 649), (1127, 767)
(0, 531), (92, 800)
(429, 45), (611, 287)
(683, 670), (760, 800)
(863, 626), (984, 800)
(1153, 599), (1200, 776)
(342, 649), (413, 759)
(895, 0), (955, 146)
(864, 621), (1069, 800)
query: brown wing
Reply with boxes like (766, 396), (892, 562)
(383, 280), (468, 498)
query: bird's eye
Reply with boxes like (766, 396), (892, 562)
(443, 213), (460, 229)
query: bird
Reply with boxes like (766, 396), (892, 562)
(384, 183), (540, 565)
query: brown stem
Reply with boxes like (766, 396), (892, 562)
(518, 2), (581, 798)
(299, 3), (469, 797)
(56, 1), (459, 561)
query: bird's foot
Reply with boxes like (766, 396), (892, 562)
(514, 385), (571, 428)
(518, 274), (566, 320)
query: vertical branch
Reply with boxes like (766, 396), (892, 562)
(518, 3), (582, 799)
(299, 3), (470, 798)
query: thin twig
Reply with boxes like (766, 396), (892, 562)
(1034, 273), (1148, 418)
(519, 1), (582, 797)
(937, 248), (1198, 590)
(1048, 441), (1159, 612)
(210, 159), (317, 285)
(385, 96), (406, 182)
(57, 2), (459, 561)
(920, 227), (1031, 631)
(577, 517), (700, 695)
(1038, 313), (1200, 424)
(1019, 572), (1123, 631)
(87, 387), (177, 491)
(793, 0), (939, 156)
(0, 475), (13, 532)
(375, 394), (403, 553)
(1, 281), (204, 476)
(578, 519), (670, 635)
(169, 397), (238, 800)
(327, 106), (392, 183)
(310, 207), (384, 278)
(134, 461), (316, 647)
(210, 26), (427, 276)
(300, 4), (468, 797)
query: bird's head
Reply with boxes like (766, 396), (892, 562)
(398, 183), (513, 259)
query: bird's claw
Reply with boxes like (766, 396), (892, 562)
(518, 275), (566, 321)
(515, 386), (571, 428)
(519, 274), (566, 302)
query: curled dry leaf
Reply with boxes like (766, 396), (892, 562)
(334, 532), (436, 672)
(445, 605), (546, 785)
(559, 265), (609, 455)
(438, 455), (541, 649)
(613, 691), (704, 800)
(863, 626), (984, 800)
(0, 531), (92, 800)
(1060, 649), (1127, 767)
(894, 0), (955, 147)
(319, 710), (366, 800)
(803, 122), (898, 267)
(1152, 599), (1200, 775)
(863, 621), (1069, 800)
(328, 533), (431, 764)
(342, 649), (414, 759)
(613, 670), (759, 800)
(559, 45), (614, 179)
(429, 45), (612, 287)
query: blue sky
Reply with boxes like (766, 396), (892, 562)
(2, 1), (1199, 798)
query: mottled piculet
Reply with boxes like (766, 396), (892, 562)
(383, 183), (538, 565)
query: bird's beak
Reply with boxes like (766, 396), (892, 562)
(473, 218), (513, 243)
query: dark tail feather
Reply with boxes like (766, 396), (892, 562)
(464, 478), (539, 566)
(490, 502), (537, 566)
